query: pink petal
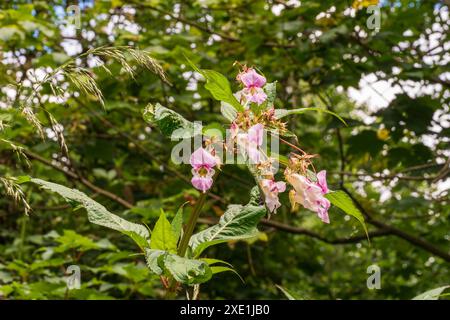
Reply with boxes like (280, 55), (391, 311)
(317, 202), (330, 223)
(265, 196), (281, 213)
(244, 87), (267, 105)
(248, 123), (264, 146)
(191, 168), (215, 193)
(261, 179), (285, 213)
(190, 147), (217, 170)
(248, 145), (262, 164)
(274, 181), (286, 193)
(316, 170), (329, 194)
(191, 175), (213, 193)
(240, 69), (266, 88)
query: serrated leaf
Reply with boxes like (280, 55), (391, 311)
(412, 285), (450, 300)
(150, 211), (178, 253)
(29, 178), (149, 250)
(325, 190), (369, 240)
(143, 103), (202, 138)
(144, 248), (165, 275)
(274, 107), (347, 126)
(164, 254), (212, 285)
(189, 202), (266, 257)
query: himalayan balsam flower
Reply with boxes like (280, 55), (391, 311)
(261, 179), (286, 213)
(286, 170), (331, 223)
(236, 123), (264, 164)
(238, 68), (267, 105)
(190, 147), (217, 193)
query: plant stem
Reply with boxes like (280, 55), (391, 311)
(177, 191), (208, 257)
(165, 190), (208, 299)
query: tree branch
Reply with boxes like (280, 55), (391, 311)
(341, 185), (450, 262)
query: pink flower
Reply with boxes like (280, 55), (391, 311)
(286, 172), (330, 223)
(237, 68), (267, 105)
(261, 179), (286, 213)
(316, 170), (329, 194)
(190, 147), (217, 170)
(190, 148), (217, 193)
(236, 123), (264, 164)
(239, 69), (266, 88)
(242, 87), (267, 105)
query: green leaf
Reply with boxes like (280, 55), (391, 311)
(200, 258), (233, 268)
(412, 286), (450, 300)
(143, 103), (202, 138)
(189, 202), (266, 256)
(220, 102), (237, 122)
(171, 204), (186, 243)
(144, 248), (166, 275)
(14, 176), (31, 184)
(164, 254), (212, 285)
(145, 249), (213, 285)
(210, 266), (244, 283)
(203, 70), (243, 111)
(274, 107), (347, 126)
(29, 178), (149, 249)
(325, 190), (369, 240)
(150, 211), (178, 253)
(276, 285), (304, 300)
(185, 56), (243, 112)
(264, 81), (277, 106)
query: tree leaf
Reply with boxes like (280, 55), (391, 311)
(164, 254), (212, 285)
(274, 107), (347, 126)
(412, 285), (450, 300)
(143, 103), (202, 139)
(29, 178), (149, 250)
(189, 203), (266, 256)
(325, 190), (369, 240)
(150, 211), (178, 253)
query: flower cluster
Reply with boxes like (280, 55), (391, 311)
(188, 66), (331, 223)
